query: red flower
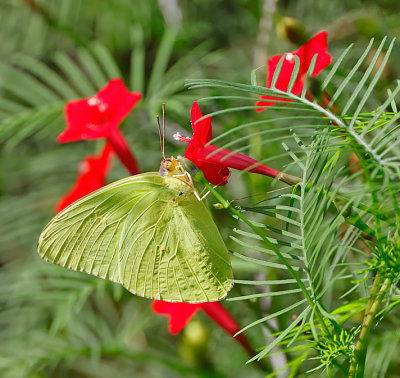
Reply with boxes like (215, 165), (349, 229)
(59, 79), (141, 142)
(56, 144), (113, 213)
(174, 101), (301, 186)
(152, 300), (203, 334)
(58, 78), (141, 175)
(152, 300), (254, 356)
(256, 31), (331, 111)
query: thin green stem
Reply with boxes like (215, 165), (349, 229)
(203, 180), (330, 337)
(349, 275), (391, 378)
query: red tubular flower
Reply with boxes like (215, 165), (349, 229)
(174, 101), (301, 186)
(152, 300), (255, 356)
(152, 301), (203, 335)
(201, 302), (254, 356)
(58, 78), (141, 175)
(256, 31), (331, 111)
(56, 144), (113, 213)
(59, 79), (141, 142)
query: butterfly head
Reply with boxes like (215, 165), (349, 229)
(159, 157), (185, 178)
(159, 156), (197, 195)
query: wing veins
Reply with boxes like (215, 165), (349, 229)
(178, 206), (229, 297)
(118, 191), (164, 249)
(172, 210), (209, 301)
(130, 206), (169, 294)
(40, 219), (77, 260)
(88, 221), (120, 276)
(101, 220), (123, 280)
(134, 227), (157, 296)
(71, 215), (114, 269)
(56, 217), (89, 266)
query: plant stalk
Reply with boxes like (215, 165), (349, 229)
(348, 275), (391, 377)
(202, 180), (331, 337)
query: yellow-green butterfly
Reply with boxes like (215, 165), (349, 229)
(37, 156), (233, 303)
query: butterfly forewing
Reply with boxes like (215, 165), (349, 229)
(38, 173), (233, 303)
(38, 173), (161, 282)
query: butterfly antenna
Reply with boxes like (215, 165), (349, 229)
(156, 115), (165, 159)
(162, 103), (166, 159)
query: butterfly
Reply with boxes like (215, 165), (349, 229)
(37, 156), (233, 303)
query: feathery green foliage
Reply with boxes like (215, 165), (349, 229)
(186, 36), (400, 375)
(2, 1), (400, 377)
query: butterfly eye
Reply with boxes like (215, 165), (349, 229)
(159, 159), (174, 177)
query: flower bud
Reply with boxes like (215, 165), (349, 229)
(276, 17), (308, 45)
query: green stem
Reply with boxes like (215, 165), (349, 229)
(349, 275), (391, 378)
(204, 180), (353, 373)
(203, 180), (331, 337)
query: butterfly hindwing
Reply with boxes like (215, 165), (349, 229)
(38, 173), (233, 302)
(118, 182), (233, 302)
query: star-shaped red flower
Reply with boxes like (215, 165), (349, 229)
(58, 79), (141, 175)
(256, 31), (331, 111)
(58, 78), (141, 142)
(175, 101), (300, 186)
(152, 300), (254, 356)
(56, 144), (113, 213)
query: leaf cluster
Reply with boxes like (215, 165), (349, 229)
(186, 36), (400, 375)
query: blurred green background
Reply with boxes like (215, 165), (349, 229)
(1, 1), (400, 377)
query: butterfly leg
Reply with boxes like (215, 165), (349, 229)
(198, 184), (219, 201)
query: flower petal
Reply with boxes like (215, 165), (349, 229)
(202, 302), (254, 356)
(195, 160), (230, 186)
(58, 78), (141, 143)
(107, 128), (139, 175)
(152, 300), (203, 334)
(184, 145), (230, 186)
(180, 102), (286, 185)
(256, 31), (331, 111)
(56, 144), (113, 213)
(190, 101), (212, 147)
(197, 144), (282, 181)
(177, 101), (229, 185)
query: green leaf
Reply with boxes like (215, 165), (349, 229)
(147, 27), (178, 97)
